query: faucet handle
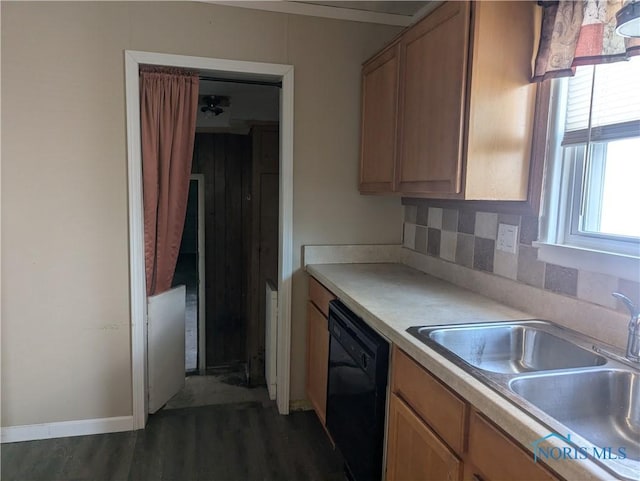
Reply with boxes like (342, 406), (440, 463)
(612, 292), (640, 318)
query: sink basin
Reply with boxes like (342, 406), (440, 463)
(420, 323), (606, 374)
(407, 320), (639, 480)
(510, 369), (640, 463)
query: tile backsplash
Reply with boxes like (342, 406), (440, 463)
(403, 205), (640, 312)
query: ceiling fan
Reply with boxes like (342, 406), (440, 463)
(200, 95), (230, 116)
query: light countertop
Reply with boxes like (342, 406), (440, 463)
(306, 262), (617, 481)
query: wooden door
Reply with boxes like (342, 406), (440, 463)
(396, 1), (470, 196)
(192, 133), (252, 367)
(360, 43), (400, 193)
(247, 125), (279, 385)
(306, 301), (329, 424)
(386, 393), (462, 481)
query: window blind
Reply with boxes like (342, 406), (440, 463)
(562, 58), (640, 145)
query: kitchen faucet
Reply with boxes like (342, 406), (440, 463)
(612, 291), (640, 363)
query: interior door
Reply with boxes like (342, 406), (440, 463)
(148, 285), (186, 413)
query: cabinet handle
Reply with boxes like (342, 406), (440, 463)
(472, 474), (484, 481)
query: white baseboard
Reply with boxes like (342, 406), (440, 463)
(1, 416), (134, 443)
(267, 383), (277, 401)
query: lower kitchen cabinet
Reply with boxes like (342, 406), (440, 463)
(466, 410), (557, 481)
(387, 393), (462, 481)
(305, 301), (329, 423)
(303, 279), (561, 481)
(388, 347), (559, 481)
(306, 276), (335, 425)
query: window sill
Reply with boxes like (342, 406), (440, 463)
(533, 241), (640, 282)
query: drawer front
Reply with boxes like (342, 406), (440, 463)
(392, 347), (467, 454)
(468, 410), (557, 481)
(308, 276), (336, 318)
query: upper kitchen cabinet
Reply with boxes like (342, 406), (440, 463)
(359, 42), (400, 194)
(359, 1), (539, 201)
(396, 1), (470, 196)
(464, 1), (538, 200)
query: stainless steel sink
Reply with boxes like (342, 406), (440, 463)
(510, 369), (640, 463)
(424, 323), (606, 373)
(407, 320), (640, 480)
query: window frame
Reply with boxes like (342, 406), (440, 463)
(536, 69), (640, 282)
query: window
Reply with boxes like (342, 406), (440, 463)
(540, 57), (640, 271)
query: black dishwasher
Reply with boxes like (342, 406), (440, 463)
(326, 300), (389, 481)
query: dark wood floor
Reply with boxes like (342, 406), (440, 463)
(1, 401), (345, 481)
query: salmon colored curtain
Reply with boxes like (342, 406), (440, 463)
(533, 0), (640, 82)
(140, 66), (199, 296)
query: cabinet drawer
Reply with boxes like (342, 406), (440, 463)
(392, 347), (467, 454)
(468, 410), (557, 481)
(308, 276), (336, 318)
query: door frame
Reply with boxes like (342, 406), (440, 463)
(125, 50), (294, 429)
(190, 173), (206, 373)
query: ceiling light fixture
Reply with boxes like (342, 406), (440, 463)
(616, 0), (640, 37)
(200, 95), (230, 116)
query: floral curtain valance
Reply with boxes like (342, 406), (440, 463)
(533, 0), (640, 82)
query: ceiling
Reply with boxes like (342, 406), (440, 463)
(295, 1), (431, 17)
(207, 1), (440, 26)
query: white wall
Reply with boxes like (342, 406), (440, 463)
(1, 1), (402, 427)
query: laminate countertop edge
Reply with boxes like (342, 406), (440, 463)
(306, 262), (615, 481)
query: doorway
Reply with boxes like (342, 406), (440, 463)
(172, 124), (279, 411)
(191, 74), (281, 387)
(125, 51), (294, 429)
(193, 133), (251, 370)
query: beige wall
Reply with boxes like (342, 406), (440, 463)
(1, 2), (402, 427)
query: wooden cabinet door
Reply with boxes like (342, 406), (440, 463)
(305, 301), (329, 424)
(396, 1), (470, 196)
(360, 43), (400, 194)
(386, 393), (462, 481)
(464, 1), (538, 201)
